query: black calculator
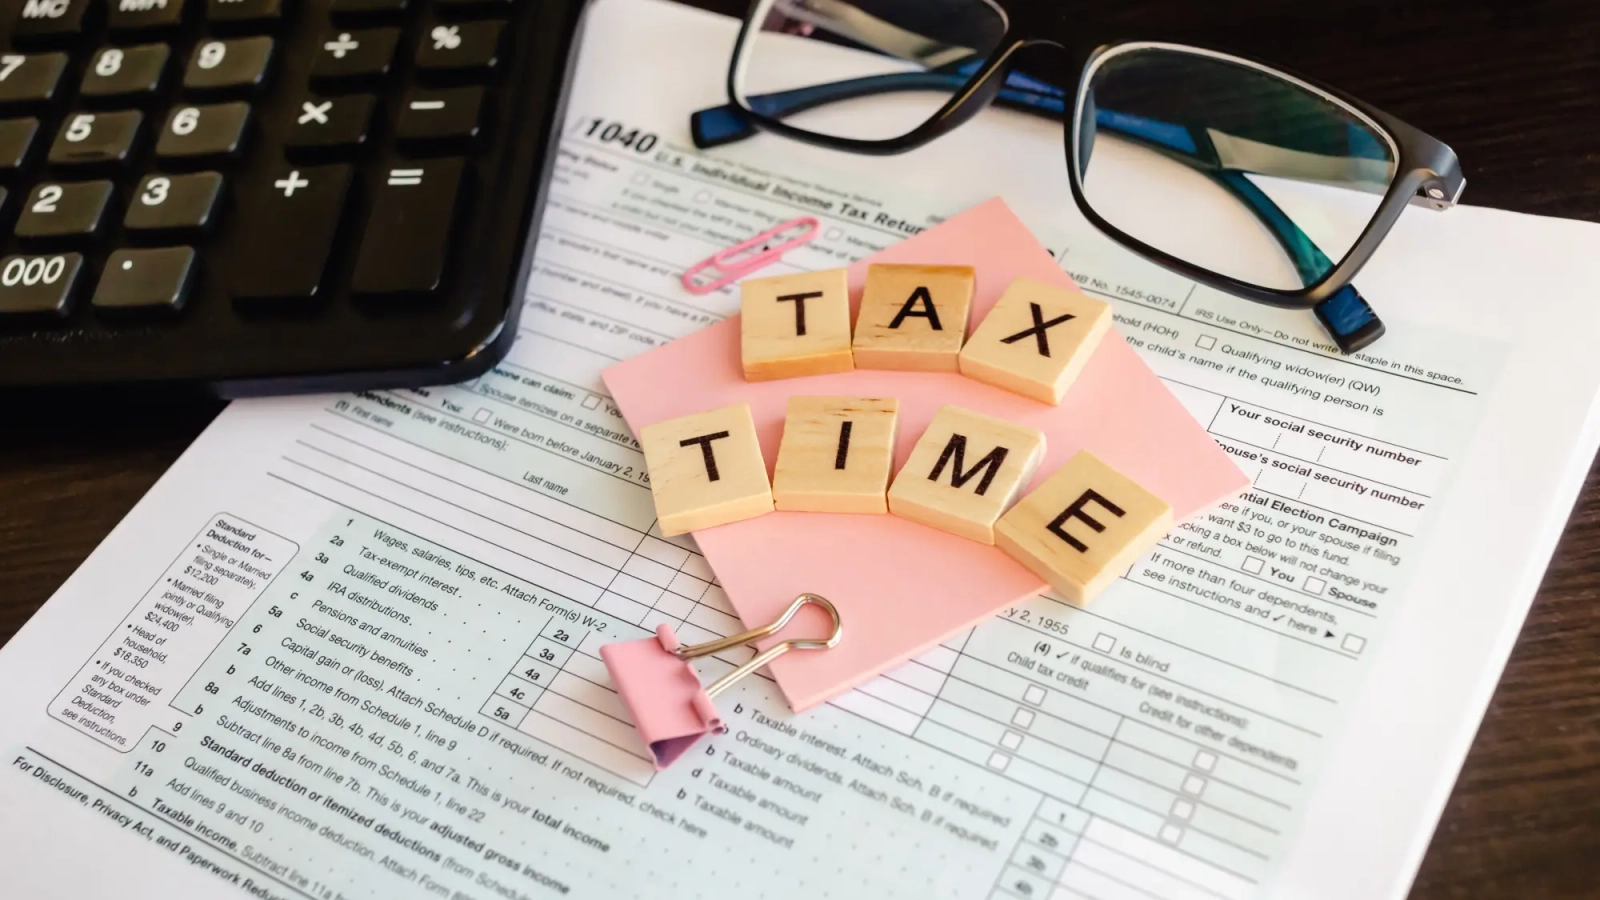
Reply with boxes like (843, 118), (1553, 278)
(0, 0), (587, 396)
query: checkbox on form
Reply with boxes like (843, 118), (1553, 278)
(1012, 709), (1035, 729)
(472, 408), (491, 423)
(1023, 684), (1047, 706)
(1196, 335), (1217, 350)
(1305, 576), (1326, 595)
(1242, 556), (1264, 574)
(1092, 633), (1116, 653)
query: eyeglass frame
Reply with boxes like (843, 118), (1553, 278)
(710, 0), (1465, 312)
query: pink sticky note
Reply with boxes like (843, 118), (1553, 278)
(603, 198), (1248, 712)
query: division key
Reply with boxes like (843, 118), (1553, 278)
(228, 164), (351, 300)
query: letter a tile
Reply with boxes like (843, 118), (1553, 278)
(639, 403), (773, 537)
(996, 451), (1172, 605)
(960, 277), (1112, 404)
(888, 405), (1045, 544)
(740, 268), (854, 381)
(773, 396), (899, 514)
(853, 263), (975, 372)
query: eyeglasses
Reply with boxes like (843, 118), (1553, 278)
(690, 0), (1465, 354)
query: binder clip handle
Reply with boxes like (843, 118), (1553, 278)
(600, 594), (842, 770)
(676, 593), (842, 699)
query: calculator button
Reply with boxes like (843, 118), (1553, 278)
(156, 102), (249, 158)
(0, 253), (83, 315)
(124, 171), (224, 230)
(352, 158), (465, 294)
(312, 28), (398, 82)
(109, 0), (188, 32)
(48, 111), (143, 166)
(0, 53), (68, 105)
(0, 118), (39, 170)
(228, 164), (352, 299)
(330, 0), (409, 17)
(286, 94), (373, 151)
(396, 87), (481, 143)
(183, 37), (273, 92)
(416, 21), (503, 71)
(94, 247), (197, 311)
(16, 180), (113, 238)
(12, 0), (91, 42)
(81, 44), (170, 98)
(206, 0), (284, 24)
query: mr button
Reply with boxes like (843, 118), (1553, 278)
(740, 268), (853, 381)
(888, 405), (1045, 544)
(960, 278), (1111, 404)
(854, 263), (975, 372)
(996, 451), (1171, 606)
(639, 403), (774, 537)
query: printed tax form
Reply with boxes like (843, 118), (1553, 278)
(5, 2), (1600, 898)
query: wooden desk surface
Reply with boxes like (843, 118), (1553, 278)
(3, 0), (1597, 895)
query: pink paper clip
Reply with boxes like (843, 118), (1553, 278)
(601, 593), (842, 769)
(681, 216), (821, 295)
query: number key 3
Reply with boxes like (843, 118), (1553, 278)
(124, 172), (224, 232)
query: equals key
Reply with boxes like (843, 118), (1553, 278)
(352, 158), (467, 295)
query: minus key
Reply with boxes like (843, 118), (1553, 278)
(396, 87), (483, 144)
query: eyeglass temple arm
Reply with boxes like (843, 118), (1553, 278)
(691, 72), (1383, 352)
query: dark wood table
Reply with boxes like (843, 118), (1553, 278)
(3, 0), (1597, 895)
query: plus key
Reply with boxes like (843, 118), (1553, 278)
(227, 164), (352, 300)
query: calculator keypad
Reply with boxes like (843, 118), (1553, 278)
(0, 0), (560, 391)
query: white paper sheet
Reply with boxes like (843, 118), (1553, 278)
(4, 2), (1599, 898)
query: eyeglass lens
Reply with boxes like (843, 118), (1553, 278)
(1077, 46), (1397, 292)
(735, 0), (1008, 142)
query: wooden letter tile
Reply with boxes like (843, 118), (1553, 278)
(740, 268), (854, 381)
(853, 263), (975, 372)
(772, 396), (899, 514)
(887, 405), (1046, 543)
(639, 403), (774, 537)
(995, 451), (1172, 606)
(960, 277), (1112, 404)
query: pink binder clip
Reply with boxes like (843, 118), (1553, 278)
(601, 593), (842, 769)
(681, 216), (821, 295)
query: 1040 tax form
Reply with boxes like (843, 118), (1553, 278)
(4, 2), (1600, 898)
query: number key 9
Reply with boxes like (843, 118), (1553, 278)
(183, 37), (273, 92)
